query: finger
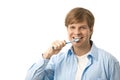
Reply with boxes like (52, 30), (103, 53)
(58, 41), (66, 49)
(52, 43), (60, 50)
(52, 40), (65, 50)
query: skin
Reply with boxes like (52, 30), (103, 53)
(67, 21), (93, 56)
(43, 20), (93, 59)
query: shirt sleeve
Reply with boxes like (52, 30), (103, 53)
(110, 62), (120, 80)
(25, 54), (51, 80)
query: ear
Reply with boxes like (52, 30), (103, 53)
(89, 27), (93, 40)
(90, 27), (93, 35)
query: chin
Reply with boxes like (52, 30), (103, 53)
(72, 42), (82, 46)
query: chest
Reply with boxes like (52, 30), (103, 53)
(54, 58), (108, 80)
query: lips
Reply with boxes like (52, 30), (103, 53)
(72, 37), (82, 42)
(72, 37), (82, 39)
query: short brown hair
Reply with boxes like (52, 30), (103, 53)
(65, 7), (95, 28)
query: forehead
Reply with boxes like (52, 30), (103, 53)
(68, 20), (88, 26)
(68, 16), (89, 25)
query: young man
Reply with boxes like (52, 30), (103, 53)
(25, 7), (120, 80)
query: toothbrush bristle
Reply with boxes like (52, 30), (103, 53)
(73, 38), (80, 42)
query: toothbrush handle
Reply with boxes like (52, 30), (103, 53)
(52, 41), (71, 49)
(66, 41), (71, 44)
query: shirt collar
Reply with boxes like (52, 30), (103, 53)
(67, 41), (98, 61)
(87, 42), (98, 61)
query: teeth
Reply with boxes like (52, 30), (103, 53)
(73, 38), (80, 42)
(72, 37), (81, 43)
(73, 37), (81, 39)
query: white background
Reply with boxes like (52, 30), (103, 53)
(0, 0), (120, 80)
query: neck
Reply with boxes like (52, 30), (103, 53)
(73, 42), (92, 56)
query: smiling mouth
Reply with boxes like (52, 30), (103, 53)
(72, 37), (82, 42)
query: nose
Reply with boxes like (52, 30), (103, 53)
(74, 28), (81, 35)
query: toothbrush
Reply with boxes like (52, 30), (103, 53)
(52, 38), (80, 49)
(66, 38), (79, 44)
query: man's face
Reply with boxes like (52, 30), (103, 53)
(67, 21), (93, 48)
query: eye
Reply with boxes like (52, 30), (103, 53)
(70, 26), (75, 29)
(80, 26), (88, 30)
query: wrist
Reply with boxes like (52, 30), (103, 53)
(42, 53), (52, 59)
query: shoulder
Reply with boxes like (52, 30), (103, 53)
(97, 47), (119, 63)
(91, 42), (119, 63)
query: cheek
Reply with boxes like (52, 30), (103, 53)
(83, 30), (92, 38)
(67, 31), (73, 40)
(67, 30), (73, 36)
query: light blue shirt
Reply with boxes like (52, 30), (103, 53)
(25, 42), (120, 80)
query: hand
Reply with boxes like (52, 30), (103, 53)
(43, 40), (66, 59)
